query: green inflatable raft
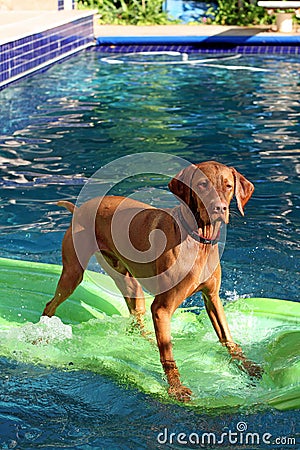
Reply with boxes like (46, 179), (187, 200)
(0, 257), (299, 412)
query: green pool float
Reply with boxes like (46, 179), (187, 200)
(0, 257), (299, 412)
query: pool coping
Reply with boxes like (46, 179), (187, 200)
(96, 33), (300, 45)
(0, 10), (96, 45)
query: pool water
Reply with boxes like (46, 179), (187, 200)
(0, 50), (299, 448)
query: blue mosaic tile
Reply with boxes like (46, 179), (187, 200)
(1, 61), (9, 72)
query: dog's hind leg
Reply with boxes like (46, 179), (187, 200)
(96, 252), (146, 328)
(42, 227), (90, 317)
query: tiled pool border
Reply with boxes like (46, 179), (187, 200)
(96, 34), (300, 55)
(0, 14), (94, 90)
(96, 44), (300, 55)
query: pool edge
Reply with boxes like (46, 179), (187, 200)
(95, 33), (300, 54)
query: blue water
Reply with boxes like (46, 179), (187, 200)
(0, 50), (299, 448)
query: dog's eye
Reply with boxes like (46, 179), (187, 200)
(198, 181), (208, 189)
(226, 184), (233, 191)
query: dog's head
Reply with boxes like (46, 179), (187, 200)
(168, 161), (254, 226)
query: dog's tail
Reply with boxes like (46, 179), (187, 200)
(57, 200), (76, 214)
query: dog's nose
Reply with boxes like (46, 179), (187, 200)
(212, 202), (227, 215)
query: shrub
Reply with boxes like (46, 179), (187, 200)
(77, 0), (171, 25)
(209, 0), (272, 26)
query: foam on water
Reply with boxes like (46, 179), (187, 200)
(7, 316), (73, 345)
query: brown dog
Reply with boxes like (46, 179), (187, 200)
(43, 161), (262, 401)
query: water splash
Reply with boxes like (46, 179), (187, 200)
(0, 316), (73, 368)
(7, 316), (72, 345)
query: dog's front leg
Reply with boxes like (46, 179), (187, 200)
(151, 294), (192, 402)
(202, 269), (263, 378)
(202, 264), (243, 348)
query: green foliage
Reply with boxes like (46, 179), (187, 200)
(209, 0), (272, 26)
(77, 0), (171, 25)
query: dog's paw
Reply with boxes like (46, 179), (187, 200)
(240, 359), (264, 380)
(168, 384), (192, 403)
(225, 342), (264, 380)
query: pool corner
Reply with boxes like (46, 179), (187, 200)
(0, 9), (96, 90)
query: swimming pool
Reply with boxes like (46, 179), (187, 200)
(0, 50), (299, 448)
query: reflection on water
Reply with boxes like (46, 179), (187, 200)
(0, 52), (298, 299)
(0, 51), (299, 448)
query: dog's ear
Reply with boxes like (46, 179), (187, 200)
(168, 165), (198, 206)
(231, 168), (254, 216)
